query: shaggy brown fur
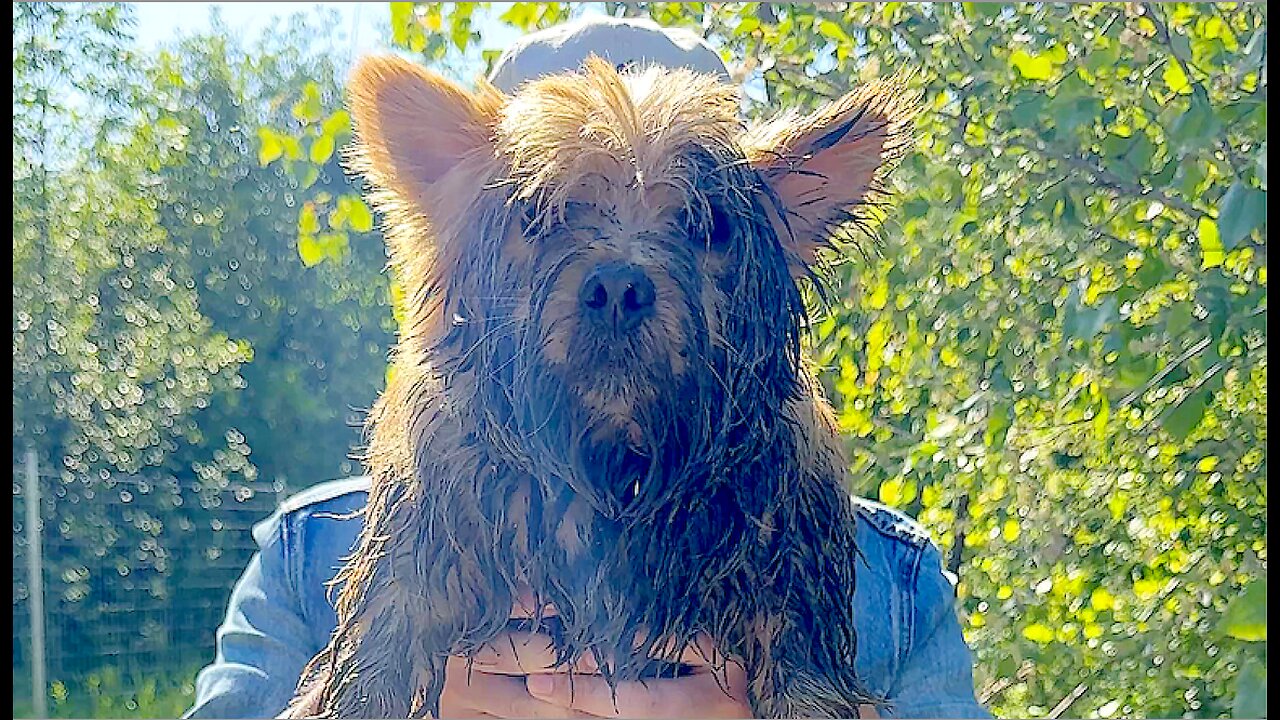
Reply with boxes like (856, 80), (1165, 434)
(292, 55), (915, 719)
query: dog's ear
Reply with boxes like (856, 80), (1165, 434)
(744, 81), (916, 266)
(347, 55), (503, 202)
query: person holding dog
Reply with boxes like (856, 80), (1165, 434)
(185, 16), (989, 720)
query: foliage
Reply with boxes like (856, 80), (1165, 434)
(137, 13), (396, 490)
(13, 665), (200, 719)
(263, 3), (1267, 717)
(13, 1), (252, 484)
(12, 7), (394, 713)
(11, 2), (1266, 718)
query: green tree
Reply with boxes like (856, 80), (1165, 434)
(266, 3), (1266, 717)
(12, 1), (259, 691)
(12, 0), (251, 487)
(12, 7), (394, 705)
(136, 13), (396, 491)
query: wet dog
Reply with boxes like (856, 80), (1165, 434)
(295, 55), (914, 718)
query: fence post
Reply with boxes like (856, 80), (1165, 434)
(24, 446), (47, 719)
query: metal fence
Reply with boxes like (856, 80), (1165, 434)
(12, 448), (282, 717)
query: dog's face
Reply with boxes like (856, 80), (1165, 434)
(349, 56), (911, 462)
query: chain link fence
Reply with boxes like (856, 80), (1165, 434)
(13, 449), (283, 717)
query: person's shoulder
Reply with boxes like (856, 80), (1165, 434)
(278, 476), (372, 516)
(849, 495), (959, 593)
(851, 496), (935, 553)
(251, 476), (370, 548)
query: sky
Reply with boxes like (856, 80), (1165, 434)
(129, 2), (537, 72)
(132, 2), (391, 54)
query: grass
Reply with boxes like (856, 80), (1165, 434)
(13, 665), (200, 719)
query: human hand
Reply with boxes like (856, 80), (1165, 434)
(276, 629), (584, 719)
(442, 588), (752, 719)
(436, 629), (593, 718)
(286, 586), (878, 719)
(520, 634), (754, 719)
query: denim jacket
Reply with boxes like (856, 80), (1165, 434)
(185, 477), (989, 719)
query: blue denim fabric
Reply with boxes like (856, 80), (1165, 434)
(185, 477), (989, 719)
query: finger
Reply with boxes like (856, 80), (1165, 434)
(471, 631), (563, 675)
(511, 583), (558, 619)
(526, 663), (751, 719)
(669, 633), (734, 669)
(442, 655), (590, 719)
(591, 632), (732, 674)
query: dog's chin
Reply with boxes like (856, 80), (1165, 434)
(563, 367), (674, 446)
(570, 372), (658, 447)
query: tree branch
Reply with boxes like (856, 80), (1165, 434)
(1117, 335), (1213, 409)
(1047, 683), (1089, 720)
(1051, 150), (1205, 218)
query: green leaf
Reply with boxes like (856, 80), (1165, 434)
(1092, 395), (1110, 440)
(291, 82), (324, 125)
(281, 135), (303, 161)
(1023, 623), (1055, 644)
(819, 20), (851, 45)
(317, 232), (349, 261)
(1172, 87), (1222, 148)
(390, 2), (414, 46)
(1166, 303), (1193, 339)
(256, 127), (283, 166)
(297, 234), (323, 267)
(1198, 217), (1224, 268)
(1233, 657), (1267, 718)
(298, 203), (320, 235)
(1217, 183), (1266, 250)
(985, 402), (1011, 451)
(1176, 160), (1208, 197)
(1124, 133), (1155, 173)
(1134, 252), (1168, 289)
(1221, 579), (1267, 641)
(1009, 90), (1047, 127)
(499, 2), (539, 30)
(1162, 60), (1192, 95)
(1162, 386), (1210, 441)
(879, 478), (905, 506)
(1009, 49), (1054, 81)
(1054, 96), (1103, 138)
(1001, 518), (1021, 542)
(300, 166), (320, 190)
(322, 109), (351, 138)
(347, 197), (374, 233)
(309, 134), (335, 164)
(451, 23), (472, 52)
(964, 2), (1002, 20)
(1197, 456), (1220, 473)
(329, 197), (349, 231)
(1134, 578), (1161, 599)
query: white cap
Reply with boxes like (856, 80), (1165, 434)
(487, 15), (730, 93)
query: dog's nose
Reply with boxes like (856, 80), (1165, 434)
(579, 262), (656, 331)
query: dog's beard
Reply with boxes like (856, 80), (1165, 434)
(467, 294), (719, 519)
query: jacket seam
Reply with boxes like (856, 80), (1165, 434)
(898, 540), (925, 687)
(853, 501), (932, 551)
(280, 509), (308, 630)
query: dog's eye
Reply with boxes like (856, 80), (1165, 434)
(683, 205), (733, 251)
(707, 205), (733, 249)
(517, 206), (537, 238)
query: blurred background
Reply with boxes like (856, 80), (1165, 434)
(11, 3), (1267, 718)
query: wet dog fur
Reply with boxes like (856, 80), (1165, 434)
(293, 55), (915, 719)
